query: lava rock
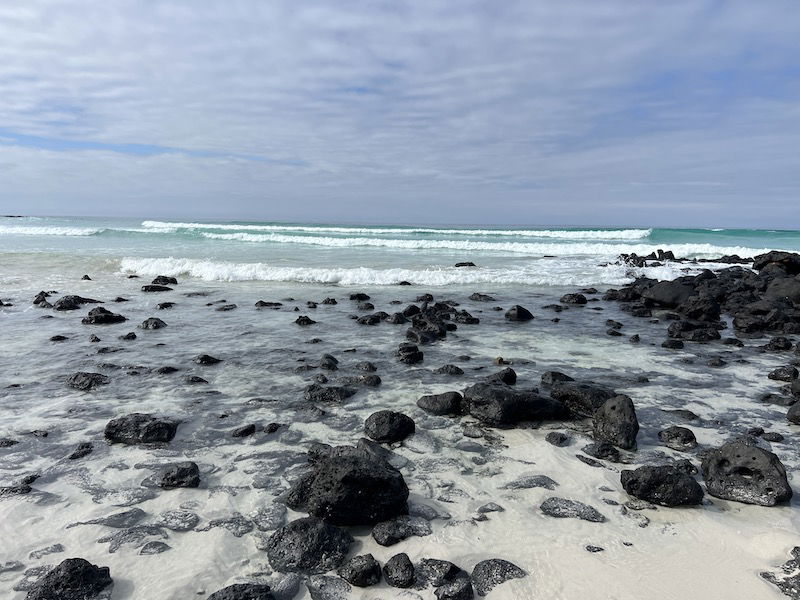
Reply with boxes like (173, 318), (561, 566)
(550, 382), (615, 417)
(383, 553), (414, 588)
(364, 411), (415, 443)
(141, 284), (173, 292)
(397, 342), (423, 364)
(417, 391), (465, 416)
(68, 442), (94, 460)
(620, 465), (703, 506)
(152, 275), (178, 286)
(486, 367), (516, 385)
(295, 315), (316, 326)
(81, 307), (126, 324)
(371, 515), (432, 546)
(658, 426), (698, 450)
(285, 450), (409, 526)
(265, 517), (353, 575)
(140, 317), (167, 330)
(194, 354), (222, 365)
(789, 403), (800, 424)
(66, 372), (109, 391)
(207, 584), (275, 600)
(471, 559), (526, 596)
(435, 576), (474, 600)
(504, 305), (533, 321)
(540, 371), (574, 386)
(304, 384), (356, 403)
(436, 364), (464, 376)
(592, 394), (639, 450)
(25, 558), (113, 600)
(337, 554), (381, 587)
(769, 366), (799, 382)
(149, 461), (200, 489)
(545, 431), (570, 447)
(701, 440), (793, 506)
(560, 293), (587, 305)
(463, 383), (568, 427)
(104, 413), (178, 444)
(540, 497), (606, 522)
(52, 295), (102, 311)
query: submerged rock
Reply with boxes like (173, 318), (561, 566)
(25, 558), (113, 600)
(146, 461), (200, 489)
(265, 517), (353, 575)
(620, 465), (703, 507)
(371, 515), (432, 546)
(66, 372), (109, 391)
(701, 440), (793, 506)
(540, 497), (606, 522)
(81, 307), (126, 325)
(504, 305), (533, 322)
(140, 317), (167, 330)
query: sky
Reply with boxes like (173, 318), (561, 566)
(0, 1), (799, 227)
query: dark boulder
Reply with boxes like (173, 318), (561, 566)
(265, 517), (353, 575)
(486, 367), (516, 385)
(152, 275), (178, 286)
(540, 371), (574, 386)
(25, 558), (113, 600)
(82, 307), (126, 324)
(371, 516), (431, 546)
(140, 317), (167, 330)
(150, 461), (200, 489)
(787, 403), (800, 425)
(66, 372), (109, 391)
(662, 339), (684, 349)
(68, 442), (94, 460)
(417, 391), (465, 416)
(337, 554), (381, 587)
(765, 276), (800, 303)
(504, 305), (533, 321)
(677, 294), (721, 322)
(550, 382), (615, 417)
(539, 497), (605, 522)
(52, 295), (102, 311)
(642, 279), (696, 308)
(285, 450), (409, 526)
(753, 251), (800, 275)
(417, 559), (463, 587)
(435, 576), (474, 600)
(658, 426), (697, 450)
(469, 293), (495, 302)
(545, 431), (570, 447)
(295, 315), (316, 326)
(303, 384), (356, 403)
(397, 342), (423, 365)
(194, 354), (222, 365)
(383, 553), (414, 588)
(436, 364), (464, 376)
(592, 394), (638, 450)
(768, 366), (798, 382)
(471, 559), (526, 596)
(364, 411), (415, 443)
(141, 284), (173, 292)
(104, 413), (178, 444)
(620, 465), (703, 506)
(207, 584), (274, 600)
(701, 440), (793, 506)
(560, 293), (587, 305)
(463, 383), (568, 427)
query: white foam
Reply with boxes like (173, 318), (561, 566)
(141, 220), (652, 240)
(118, 256), (727, 287)
(197, 231), (766, 259)
(0, 225), (102, 236)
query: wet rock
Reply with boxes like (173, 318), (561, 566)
(66, 372), (109, 391)
(550, 382), (615, 417)
(471, 559), (526, 596)
(29, 544), (64, 560)
(207, 584), (274, 600)
(540, 497), (606, 522)
(592, 394), (639, 450)
(760, 546), (800, 599)
(306, 575), (350, 600)
(152, 275), (178, 285)
(140, 318), (167, 330)
(303, 384), (356, 403)
(232, 424), (257, 438)
(25, 558), (113, 600)
(194, 354), (222, 365)
(560, 293), (587, 305)
(397, 342), (423, 365)
(155, 510), (199, 531)
(417, 391), (465, 416)
(68, 442), (94, 460)
(545, 431), (570, 447)
(82, 307), (126, 324)
(296, 315), (316, 326)
(765, 337), (793, 351)
(52, 295), (102, 311)
(285, 450), (409, 526)
(486, 367), (516, 385)
(265, 517), (353, 575)
(504, 305), (533, 321)
(67, 508), (147, 530)
(769, 366), (799, 382)
(0, 438), (20, 447)
(119, 332), (136, 340)
(104, 413), (178, 444)
(198, 514), (254, 537)
(540, 371), (574, 386)
(216, 304), (237, 312)
(701, 440), (793, 506)
(582, 442), (621, 462)
(469, 293), (495, 302)
(383, 553), (415, 588)
(658, 426), (698, 450)
(503, 474), (558, 490)
(642, 279), (696, 308)
(620, 465), (704, 506)
(463, 383), (568, 427)
(435, 576), (474, 600)
(50, 335), (68, 342)
(417, 559), (462, 587)
(789, 403), (800, 424)
(141, 284), (173, 292)
(661, 339), (684, 349)
(435, 364), (464, 376)
(157, 302), (174, 310)
(371, 515), (432, 546)
(364, 410), (415, 443)
(144, 461), (200, 489)
(337, 554), (381, 587)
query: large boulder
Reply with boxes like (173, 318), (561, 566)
(753, 251), (800, 275)
(207, 584), (274, 600)
(104, 413), (178, 444)
(149, 462), (200, 489)
(81, 307), (126, 324)
(25, 558), (113, 600)
(641, 279), (696, 308)
(285, 449), (409, 526)
(592, 395), (638, 450)
(265, 517), (353, 575)
(337, 554), (381, 587)
(550, 382), (615, 417)
(417, 391), (465, 416)
(620, 465), (703, 506)
(364, 411), (415, 443)
(52, 295), (102, 311)
(765, 276), (800, 304)
(701, 440), (793, 506)
(463, 383), (568, 427)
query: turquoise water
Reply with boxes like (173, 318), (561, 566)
(1, 216), (799, 287)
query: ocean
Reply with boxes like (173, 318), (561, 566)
(1, 215), (799, 599)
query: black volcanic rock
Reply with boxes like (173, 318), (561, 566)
(104, 413), (178, 444)
(364, 411), (415, 443)
(621, 465), (703, 506)
(82, 307), (126, 324)
(265, 517), (353, 575)
(504, 305), (533, 322)
(25, 557), (113, 600)
(592, 394), (639, 450)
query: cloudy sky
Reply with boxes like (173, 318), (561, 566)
(1, 1), (798, 226)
